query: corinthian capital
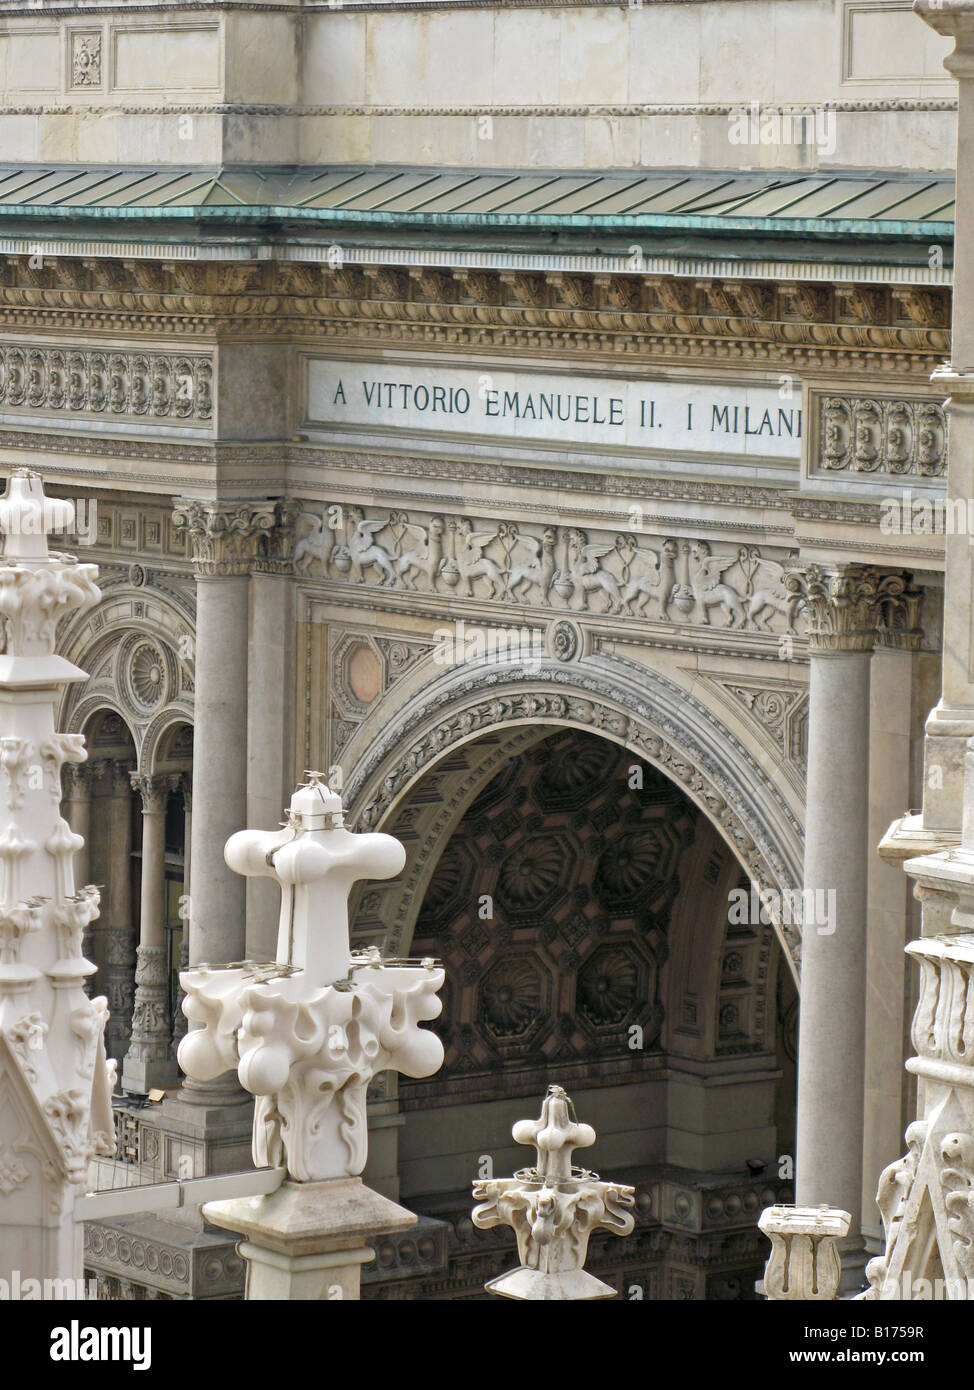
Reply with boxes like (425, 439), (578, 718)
(254, 499), (302, 575)
(130, 772), (180, 814)
(172, 498), (280, 577)
(784, 564), (922, 653)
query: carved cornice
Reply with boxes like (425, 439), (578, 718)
(784, 565), (923, 652)
(171, 499), (280, 577)
(0, 261), (952, 372)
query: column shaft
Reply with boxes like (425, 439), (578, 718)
(122, 774), (178, 1094)
(102, 760), (135, 1063)
(796, 649), (870, 1246)
(247, 569), (292, 960)
(191, 575), (249, 965)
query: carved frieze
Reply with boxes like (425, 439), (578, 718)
(815, 394), (947, 478)
(0, 345), (212, 425)
(294, 504), (801, 634)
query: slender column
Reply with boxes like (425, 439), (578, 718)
(785, 566), (915, 1290)
(121, 772), (179, 1094)
(101, 759), (136, 1063)
(864, 631), (924, 1243)
(248, 508), (297, 961)
(173, 773), (191, 1047)
(170, 498), (277, 1112)
(63, 763), (94, 969)
(63, 762), (93, 886)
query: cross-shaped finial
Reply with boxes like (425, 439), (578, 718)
(512, 1083), (597, 1182)
(224, 775), (405, 986)
(0, 470), (76, 564)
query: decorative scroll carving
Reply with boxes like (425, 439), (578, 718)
(71, 34), (102, 87)
(816, 396), (947, 477)
(862, 934), (974, 1299)
(0, 346), (211, 423)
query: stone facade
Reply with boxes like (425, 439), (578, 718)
(0, 0), (953, 1299)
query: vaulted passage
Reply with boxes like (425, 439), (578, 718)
(380, 729), (798, 1300)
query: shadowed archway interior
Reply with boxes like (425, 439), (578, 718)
(374, 728), (797, 1301)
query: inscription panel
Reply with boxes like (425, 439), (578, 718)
(306, 358), (803, 462)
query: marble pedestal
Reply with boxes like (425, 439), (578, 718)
(202, 1178), (417, 1300)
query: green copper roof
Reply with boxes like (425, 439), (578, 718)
(0, 166), (955, 240)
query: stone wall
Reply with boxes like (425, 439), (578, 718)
(0, 0), (956, 170)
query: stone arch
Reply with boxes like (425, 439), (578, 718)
(140, 707), (195, 777)
(342, 651), (804, 974)
(55, 576), (195, 769)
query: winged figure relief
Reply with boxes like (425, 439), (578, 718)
(563, 528), (622, 614)
(454, 518), (504, 598)
(742, 550), (800, 632)
(687, 540), (745, 627)
(293, 510), (335, 576)
(506, 526), (558, 604)
(346, 507), (397, 587)
(395, 516), (446, 592)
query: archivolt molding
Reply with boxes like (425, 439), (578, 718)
(342, 653), (804, 972)
(138, 704), (195, 776)
(56, 577), (195, 770)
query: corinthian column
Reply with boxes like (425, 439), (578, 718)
(248, 503), (298, 961)
(172, 773), (191, 1048)
(786, 565), (916, 1290)
(122, 772), (179, 1095)
(101, 759), (135, 1063)
(63, 762), (94, 967)
(169, 498), (277, 1115)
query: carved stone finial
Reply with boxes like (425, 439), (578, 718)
(471, 1085), (636, 1300)
(177, 775), (444, 1181)
(0, 470), (114, 1289)
(758, 1204), (851, 1300)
